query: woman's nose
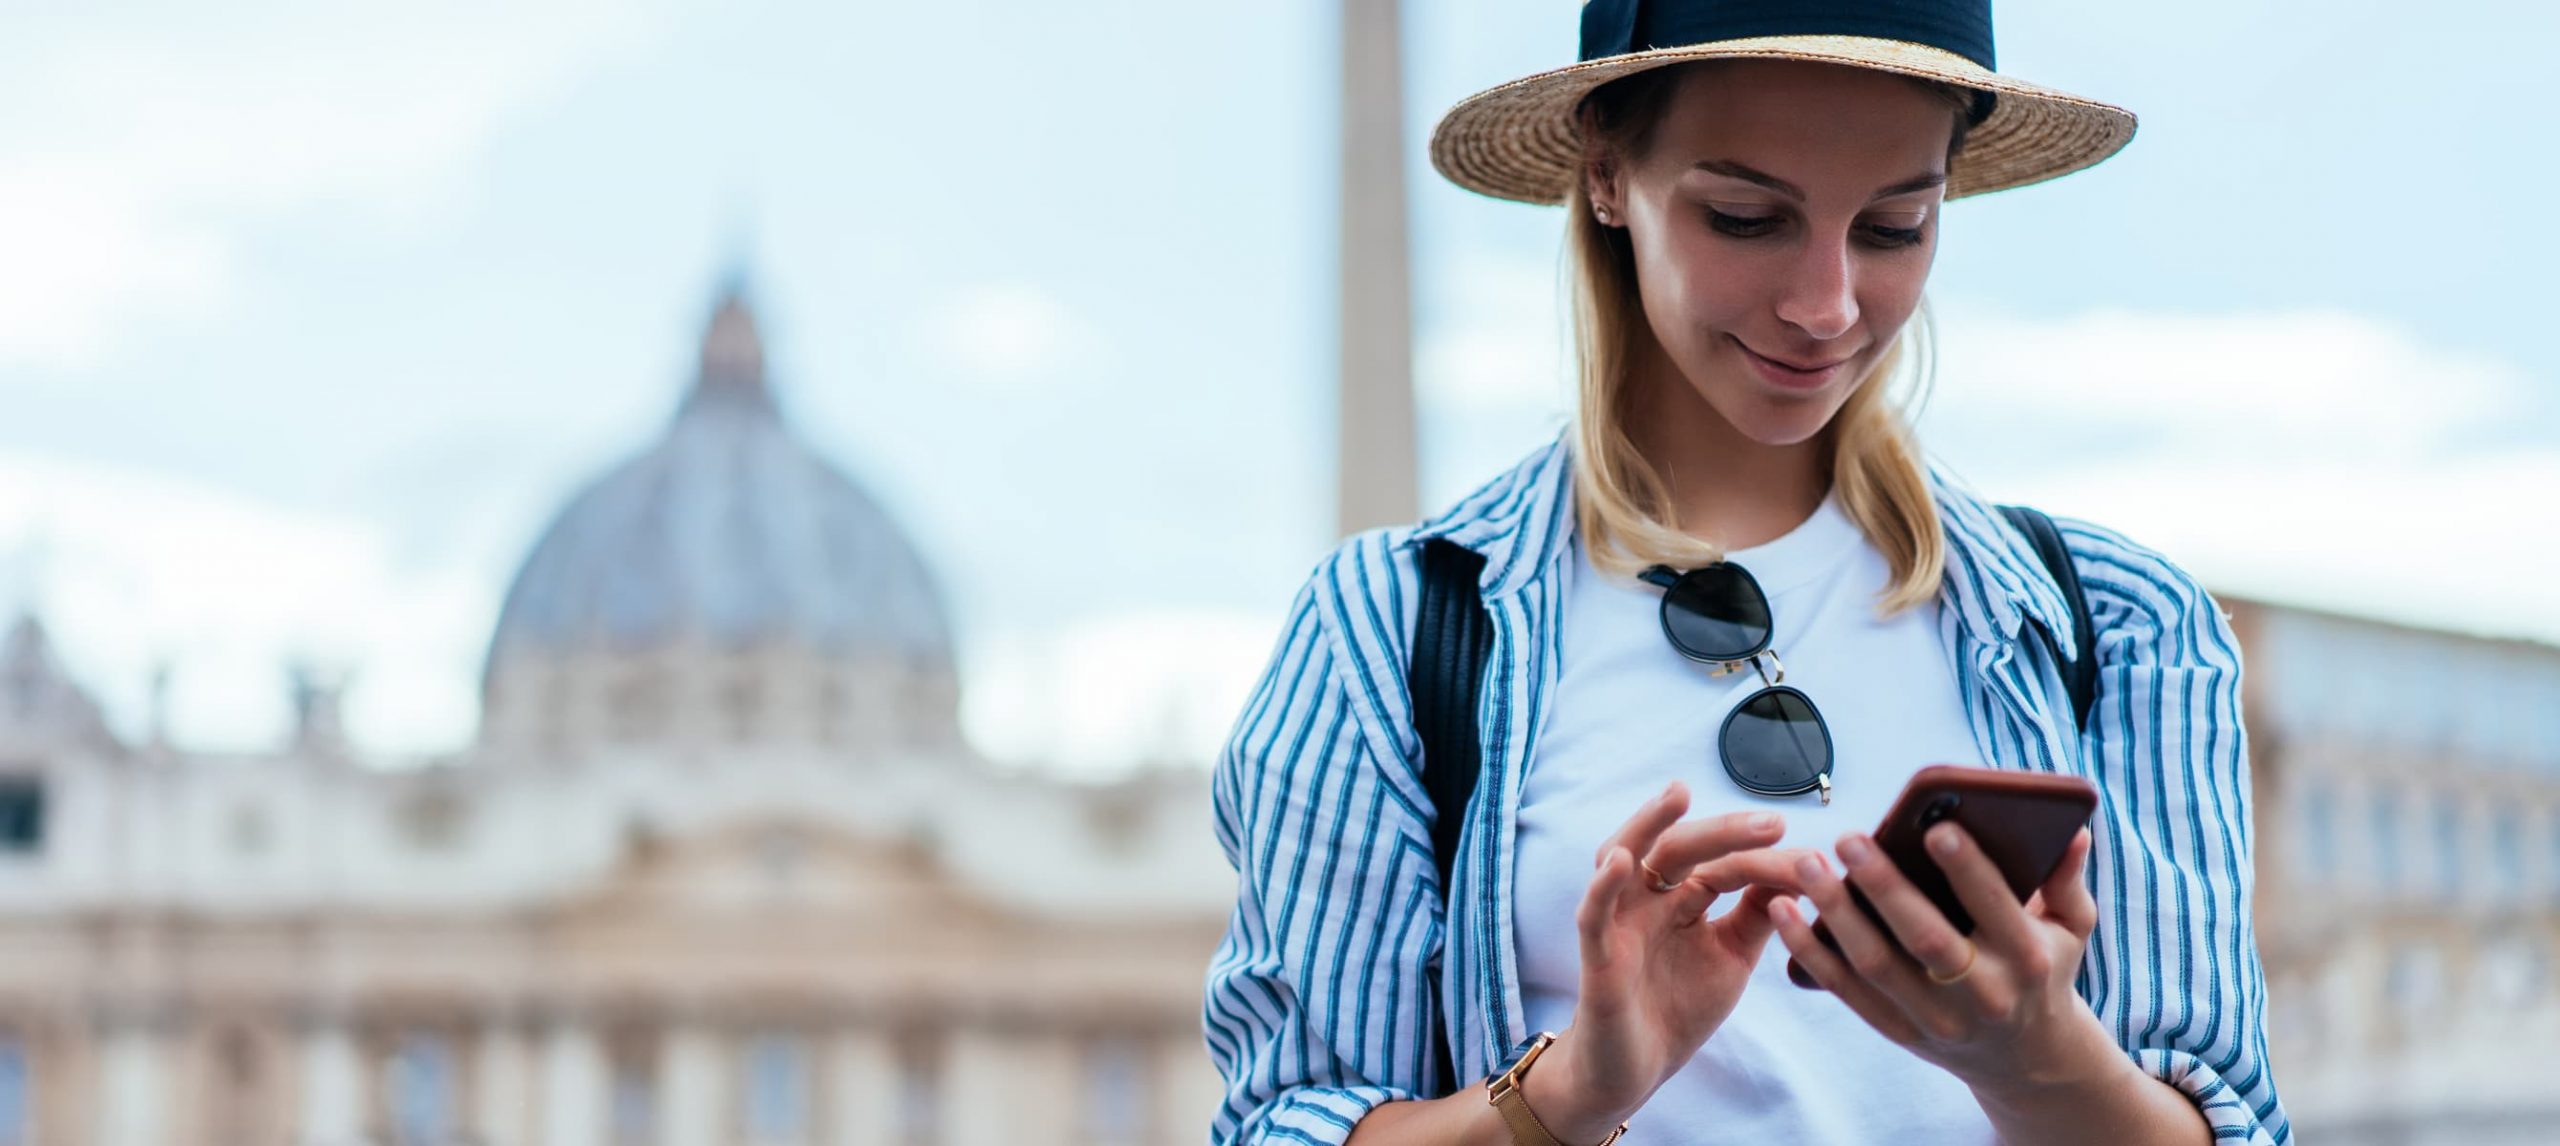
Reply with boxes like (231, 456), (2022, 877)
(1772, 235), (1859, 342)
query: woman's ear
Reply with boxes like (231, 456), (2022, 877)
(1585, 154), (1625, 227)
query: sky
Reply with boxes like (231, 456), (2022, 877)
(2, 0), (2554, 774)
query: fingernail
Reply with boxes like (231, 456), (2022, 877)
(1837, 835), (1872, 865)
(1928, 825), (1959, 857)
(1749, 812), (1780, 832)
(1794, 855), (1825, 883)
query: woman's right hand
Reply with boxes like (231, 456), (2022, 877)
(1520, 780), (1813, 1143)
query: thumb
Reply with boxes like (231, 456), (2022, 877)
(1577, 847), (1635, 973)
(2036, 828), (2099, 936)
(1717, 884), (1786, 956)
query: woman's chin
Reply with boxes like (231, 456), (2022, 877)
(1710, 393), (1843, 449)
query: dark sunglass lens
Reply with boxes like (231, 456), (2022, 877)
(1720, 687), (1831, 794)
(1662, 566), (1771, 661)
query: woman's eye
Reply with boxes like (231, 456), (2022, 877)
(1863, 222), (1927, 248)
(1706, 208), (1781, 238)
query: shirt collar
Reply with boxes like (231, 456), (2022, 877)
(1403, 431), (2079, 664)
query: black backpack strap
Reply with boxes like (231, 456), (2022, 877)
(1997, 505), (2098, 735)
(1408, 537), (1492, 1092)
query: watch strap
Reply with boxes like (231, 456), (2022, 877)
(1486, 1033), (1627, 1146)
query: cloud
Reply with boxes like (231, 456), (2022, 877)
(0, 0), (673, 367)
(0, 447), (1290, 772)
(922, 282), (1110, 387)
(1417, 253), (1574, 414)
(959, 608), (1284, 777)
(0, 453), (495, 757)
(1919, 303), (2559, 644)
(1924, 306), (2528, 464)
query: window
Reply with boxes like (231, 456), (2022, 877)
(742, 1032), (807, 1145)
(609, 1053), (656, 1146)
(228, 804), (272, 855)
(0, 779), (41, 853)
(2492, 811), (2525, 899)
(2386, 944), (2446, 1026)
(211, 1027), (264, 1146)
(723, 676), (762, 744)
(2539, 808), (2560, 900)
(0, 1035), (28, 1146)
(1083, 1037), (1149, 1146)
(387, 1031), (455, 1146)
(2433, 801), (2464, 897)
(2298, 788), (2336, 881)
(610, 672), (671, 743)
(397, 789), (467, 851)
(2370, 793), (2400, 891)
(897, 1035), (941, 1146)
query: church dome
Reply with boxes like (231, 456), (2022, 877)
(478, 283), (959, 757)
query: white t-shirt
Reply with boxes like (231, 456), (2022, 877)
(1513, 490), (1999, 1144)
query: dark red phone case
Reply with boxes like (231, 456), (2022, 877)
(1786, 765), (2098, 989)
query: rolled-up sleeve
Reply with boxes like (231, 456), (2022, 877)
(1204, 547), (1446, 1146)
(2070, 522), (2292, 1144)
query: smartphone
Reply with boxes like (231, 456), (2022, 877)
(1786, 764), (2098, 989)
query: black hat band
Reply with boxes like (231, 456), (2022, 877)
(1578, 0), (1998, 72)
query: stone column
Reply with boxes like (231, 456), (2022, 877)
(96, 1007), (169, 1146)
(297, 1012), (362, 1146)
(539, 1016), (608, 1146)
(1154, 1028), (1228, 1146)
(1336, 0), (1418, 539)
(938, 1026), (1009, 1146)
(657, 1021), (724, 1146)
(475, 1013), (533, 1146)
(829, 1027), (898, 1146)
(941, 1025), (1075, 1146)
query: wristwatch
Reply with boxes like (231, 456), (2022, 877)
(1486, 1032), (1628, 1146)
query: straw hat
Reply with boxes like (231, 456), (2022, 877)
(1430, 0), (2136, 204)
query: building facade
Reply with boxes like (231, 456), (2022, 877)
(0, 288), (1233, 1146)
(2232, 599), (2560, 1142)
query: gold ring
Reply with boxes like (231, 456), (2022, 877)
(1638, 860), (1677, 894)
(1927, 938), (1979, 985)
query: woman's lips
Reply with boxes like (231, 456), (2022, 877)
(1734, 336), (1850, 391)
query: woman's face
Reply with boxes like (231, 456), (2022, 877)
(1593, 61), (1956, 448)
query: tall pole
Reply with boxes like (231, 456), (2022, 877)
(1336, 0), (1419, 539)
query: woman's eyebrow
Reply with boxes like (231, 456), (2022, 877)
(1692, 159), (1948, 202)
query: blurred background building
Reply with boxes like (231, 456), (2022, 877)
(0, 287), (1233, 1146)
(2234, 601), (2560, 1143)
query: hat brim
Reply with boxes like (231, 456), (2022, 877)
(1428, 35), (2136, 204)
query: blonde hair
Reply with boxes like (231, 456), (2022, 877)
(1565, 62), (1971, 620)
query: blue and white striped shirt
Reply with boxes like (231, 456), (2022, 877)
(1203, 433), (2289, 1145)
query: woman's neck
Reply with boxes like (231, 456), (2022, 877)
(1623, 342), (1834, 553)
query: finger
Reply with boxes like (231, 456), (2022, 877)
(1769, 896), (1923, 1043)
(1793, 850), (1925, 996)
(1662, 872), (1719, 924)
(1597, 781), (1691, 871)
(1832, 833), (1975, 986)
(2034, 828), (2099, 937)
(1716, 883), (1785, 953)
(1576, 847), (1636, 973)
(1921, 823), (2039, 959)
(1684, 847), (1824, 895)
(1638, 808), (1786, 881)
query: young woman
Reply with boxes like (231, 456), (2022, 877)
(1205, 3), (2287, 1144)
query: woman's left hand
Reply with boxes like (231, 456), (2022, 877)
(1766, 823), (2123, 1092)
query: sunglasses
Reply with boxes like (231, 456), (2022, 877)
(1638, 562), (1834, 804)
